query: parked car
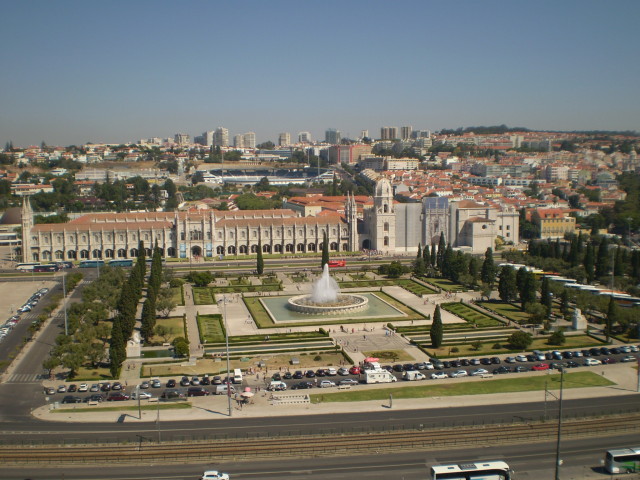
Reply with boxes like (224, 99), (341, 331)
(187, 387), (209, 397)
(282, 371), (293, 379)
(449, 370), (468, 378)
(43, 386), (55, 395)
(151, 379), (162, 388)
(200, 375), (211, 385)
(493, 366), (511, 374)
(84, 394), (104, 403)
(470, 358), (481, 365)
(515, 355), (528, 362)
(621, 355), (636, 363)
(349, 366), (361, 375)
(532, 363), (550, 371)
(490, 357), (501, 364)
(319, 380), (335, 388)
(131, 391), (153, 400)
(505, 357), (516, 364)
(61, 395), (82, 404)
(305, 370), (316, 378)
(67, 384), (77, 393)
(271, 373), (282, 382)
(77, 383), (88, 392)
(212, 376), (223, 385)
(326, 367), (337, 376)
(111, 382), (123, 391)
(338, 367), (350, 376)
(107, 392), (130, 401)
(315, 369), (326, 377)
(514, 366), (529, 373)
(431, 371), (448, 380)
(470, 368), (489, 376)
(180, 376), (191, 386)
(161, 389), (185, 400)
(89, 384), (100, 392)
(100, 383), (111, 392)
(339, 378), (359, 386)
(57, 385), (67, 393)
(293, 371), (304, 379)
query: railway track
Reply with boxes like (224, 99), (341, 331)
(3, 412), (640, 466)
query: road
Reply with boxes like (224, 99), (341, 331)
(1, 433), (637, 479)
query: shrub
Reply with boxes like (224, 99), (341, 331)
(450, 346), (459, 353)
(313, 355), (322, 361)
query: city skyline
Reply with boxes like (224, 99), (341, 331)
(1, 0), (639, 147)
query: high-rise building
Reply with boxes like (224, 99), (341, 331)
(380, 127), (398, 140)
(411, 130), (431, 139)
(214, 127), (229, 147)
(233, 135), (244, 148)
(298, 131), (312, 143)
(360, 130), (369, 140)
(278, 132), (291, 146)
(325, 128), (341, 144)
(400, 126), (413, 141)
(243, 132), (256, 149)
(174, 133), (190, 145)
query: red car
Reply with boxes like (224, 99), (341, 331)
(532, 363), (550, 371)
(107, 392), (130, 401)
(349, 366), (361, 375)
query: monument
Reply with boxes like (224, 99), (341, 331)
(571, 308), (587, 331)
(287, 263), (369, 315)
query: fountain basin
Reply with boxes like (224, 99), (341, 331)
(287, 294), (369, 315)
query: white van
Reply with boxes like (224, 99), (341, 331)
(403, 371), (426, 381)
(584, 358), (602, 366)
(267, 381), (287, 391)
(233, 368), (243, 384)
(215, 385), (236, 395)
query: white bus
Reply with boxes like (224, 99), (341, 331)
(430, 461), (513, 480)
(605, 447), (640, 474)
(232, 368), (243, 384)
(16, 262), (40, 271)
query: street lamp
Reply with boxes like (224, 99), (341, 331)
(62, 272), (68, 336)
(218, 296), (232, 417)
(554, 367), (565, 480)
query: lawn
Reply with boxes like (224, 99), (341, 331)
(197, 314), (225, 343)
(478, 301), (531, 324)
(441, 302), (504, 328)
(422, 277), (467, 292)
(425, 334), (604, 357)
(192, 287), (214, 305)
(363, 350), (415, 362)
(171, 286), (184, 306)
(149, 317), (185, 344)
(310, 371), (613, 403)
(338, 278), (436, 296)
(72, 367), (113, 381)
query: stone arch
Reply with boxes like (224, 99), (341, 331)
(80, 250), (90, 259)
(296, 243), (305, 252)
(274, 244), (282, 253)
(362, 239), (371, 250)
(239, 245), (248, 254)
(308, 243), (317, 252)
(227, 245), (237, 255)
(167, 247), (176, 257)
(41, 250), (51, 261)
(67, 250), (77, 259)
(104, 249), (114, 258)
(262, 244), (271, 253)
(191, 245), (202, 257)
(250, 244), (259, 253)
(92, 249), (102, 259)
(54, 250), (64, 260)
(130, 248), (138, 257)
(285, 243), (294, 252)
(117, 249), (127, 258)
(330, 242), (338, 251)
(216, 246), (224, 255)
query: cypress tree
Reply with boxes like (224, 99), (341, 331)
(516, 267), (527, 298)
(321, 232), (330, 268)
(109, 317), (125, 378)
(442, 244), (454, 280)
(468, 257), (480, 285)
(480, 248), (497, 287)
(605, 296), (618, 342)
(423, 244), (431, 266)
(140, 295), (156, 342)
(256, 240), (264, 275)
(595, 237), (609, 278)
(521, 271), (537, 311)
(416, 243), (422, 261)
(613, 246), (624, 277)
(430, 305), (443, 348)
(498, 266), (517, 302)
(540, 276), (552, 318)
(560, 289), (569, 317)
(584, 242), (595, 283)
(437, 232), (446, 270)
(430, 243), (437, 267)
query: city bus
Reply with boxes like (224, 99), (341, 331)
(108, 259), (134, 267)
(16, 262), (41, 271)
(328, 260), (346, 268)
(430, 461), (513, 480)
(605, 447), (640, 474)
(79, 260), (105, 268)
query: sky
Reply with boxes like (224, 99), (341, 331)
(1, 0), (639, 148)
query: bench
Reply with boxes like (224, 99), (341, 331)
(337, 385), (351, 390)
(480, 374), (494, 379)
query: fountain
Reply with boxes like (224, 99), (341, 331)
(287, 264), (369, 315)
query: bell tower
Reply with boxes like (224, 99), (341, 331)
(21, 196), (34, 262)
(345, 192), (359, 251)
(372, 179), (395, 252)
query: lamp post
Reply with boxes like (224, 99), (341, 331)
(218, 296), (232, 417)
(62, 272), (68, 336)
(554, 367), (565, 480)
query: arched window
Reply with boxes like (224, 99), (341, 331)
(384, 222), (389, 232)
(105, 249), (114, 258)
(167, 247), (176, 257)
(80, 250), (89, 259)
(383, 204), (388, 213)
(54, 250), (64, 260)
(67, 250), (77, 259)
(384, 236), (389, 246)
(117, 249), (127, 258)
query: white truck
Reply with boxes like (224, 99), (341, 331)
(403, 370), (426, 381)
(364, 362), (398, 384)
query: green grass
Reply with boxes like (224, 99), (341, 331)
(478, 301), (531, 324)
(53, 402), (192, 413)
(192, 286), (215, 305)
(149, 317), (185, 343)
(441, 302), (503, 328)
(197, 314), (225, 343)
(422, 277), (467, 292)
(310, 371), (613, 403)
(338, 278), (436, 296)
(171, 286), (184, 306)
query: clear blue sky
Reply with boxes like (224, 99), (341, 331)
(2, 0), (639, 147)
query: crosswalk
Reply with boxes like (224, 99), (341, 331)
(4, 373), (45, 384)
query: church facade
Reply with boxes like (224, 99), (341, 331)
(21, 179), (518, 262)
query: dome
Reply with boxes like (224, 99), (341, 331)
(0, 207), (22, 225)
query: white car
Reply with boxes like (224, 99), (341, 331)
(77, 384), (88, 392)
(470, 368), (489, 376)
(630, 345), (639, 353)
(431, 372), (447, 380)
(201, 471), (230, 480)
(516, 355), (528, 362)
(619, 346), (631, 353)
(449, 370), (468, 378)
(584, 358), (602, 366)
(423, 362), (435, 370)
(505, 357), (516, 363)
(319, 380), (335, 388)
(326, 368), (337, 376)
(131, 391), (153, 400)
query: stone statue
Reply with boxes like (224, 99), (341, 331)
(572, 308), (587, 330)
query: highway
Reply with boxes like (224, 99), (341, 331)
(1, 433), (638, 479)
